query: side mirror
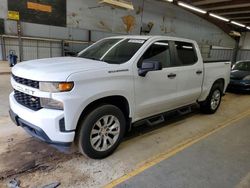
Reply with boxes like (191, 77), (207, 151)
(138, 60), (162, 77)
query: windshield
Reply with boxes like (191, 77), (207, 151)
(233, 61), (250, 71)
(78, 38), (145, 64)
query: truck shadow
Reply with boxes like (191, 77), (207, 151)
(226, 90), (250, 95)
(125, 106), (200, 141)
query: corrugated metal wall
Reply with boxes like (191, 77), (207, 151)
(208, 48), (250, 62)
(51, 42), (62, 58)
(1, 35), (93, 61)
(2, 36), (250, 62)
(2, 37), (63, 61)
(237, 50), (250, 61)
(23, 39), (37, 60)
(4, 38), (20, 59)
(209, 49), (234, 61)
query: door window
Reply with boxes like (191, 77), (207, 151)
(138, 41), (171, 68)
(174, 41), (197, 66)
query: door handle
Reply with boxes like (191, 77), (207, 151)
(168, 73), (176, 79)
(196, 70), (203, 75)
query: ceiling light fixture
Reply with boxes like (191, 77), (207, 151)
(99, 0), (134, 10)
(246, 26), (250, 30)
(165, 0), (173, 2)
(178, 2), (207, 14)
(209, 13), (229, 22)
(231, 21), (246, 28)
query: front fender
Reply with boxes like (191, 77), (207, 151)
(59, 68), (134, 131)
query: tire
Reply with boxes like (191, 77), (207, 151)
(76, 104), (126, 159)
(200, 83), (223, 114)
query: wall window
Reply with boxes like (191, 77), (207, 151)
(174, 41), (197, 66)
(139, 41), (171, 68)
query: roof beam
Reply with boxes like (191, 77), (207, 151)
(218, 11), (250, 16)
(225, 13), (250, 18)
(192, 0), (231, 6)
(211, 7), (250, 15)
(198, 0), (250, 11)
(229, 17), (250, 20)
(238, 21), (250, 24)
(226, 14), (250, 23)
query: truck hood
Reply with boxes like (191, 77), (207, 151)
(12, 57), (109, 81)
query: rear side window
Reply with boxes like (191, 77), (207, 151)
(174, 41), (197, 66)
(139, 41), (171, 68)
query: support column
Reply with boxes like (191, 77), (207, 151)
(0, 35), (5, 60)
(61, 40), (65, 56)
(88, 30), (91, 43)
(17, 21), (23, 62)
(232, 36), (240, 64)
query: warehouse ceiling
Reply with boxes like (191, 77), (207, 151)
(177, 0), (250, 34)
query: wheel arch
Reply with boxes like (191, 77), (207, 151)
(199, 78), (224, 114)
(213, 78), (225, 92)
(76, 95), (131, 134)
(198, 77), (225, 102)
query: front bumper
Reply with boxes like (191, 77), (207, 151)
(227, 80), (250, 91)
(9, 92), (75, 146)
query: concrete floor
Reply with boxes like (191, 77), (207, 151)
(115, 116), (250, 188)
(0, 61), (11, 75)
(0, 73), (250, 188)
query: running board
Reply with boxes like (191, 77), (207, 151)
(177, 106), (192, 116)
(132, 104), (195, 127)
(146, 115), (165, 126)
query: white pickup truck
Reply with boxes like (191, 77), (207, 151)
(9, 36), (231, 159)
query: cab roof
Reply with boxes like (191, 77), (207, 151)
(105, 35), (196, 44)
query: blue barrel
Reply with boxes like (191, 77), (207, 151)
(8, 51), (18, 67)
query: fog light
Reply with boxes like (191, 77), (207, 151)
(40, 98), (63, 110)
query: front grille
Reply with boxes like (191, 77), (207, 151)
(12, 74), (39, 89)
(14, 90), (42, 111)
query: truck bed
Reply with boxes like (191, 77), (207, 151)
(198, 61), (231, 101)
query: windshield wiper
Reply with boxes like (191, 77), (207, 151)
(86, 57), (100, 61)
(80, 56), (109, 63)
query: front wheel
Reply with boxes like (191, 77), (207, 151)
(76, 104), (126, 159)
(200, 84), (222, 114)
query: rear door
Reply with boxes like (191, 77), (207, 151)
(134, 40), (179, 120)
(172, 41), (203, 106)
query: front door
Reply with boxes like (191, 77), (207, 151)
(134, 40), (179, 121)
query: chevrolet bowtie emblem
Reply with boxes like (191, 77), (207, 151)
(30, 97), (36, 102)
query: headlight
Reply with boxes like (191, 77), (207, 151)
(39, 82), (74, 92)
(243, 75), (250, 81)
(40, 98), (63, 110)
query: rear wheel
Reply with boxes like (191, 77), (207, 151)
(200, 83), (222, 114)
(76, 104), (126, 159)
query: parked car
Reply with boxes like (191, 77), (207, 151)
(228, 60), (250, 92)
(9, 36), (231, 159)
